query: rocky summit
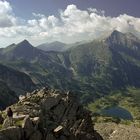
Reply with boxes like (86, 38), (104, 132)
(0, 87), (103, 140)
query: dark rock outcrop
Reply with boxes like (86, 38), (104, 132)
(0, 88), (103, 140)
(0, 114), (4, 124)
(0, 81), (18, 110)
(0, 64), (36, 95)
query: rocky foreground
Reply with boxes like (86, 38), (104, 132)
(0, 87), (103, 140)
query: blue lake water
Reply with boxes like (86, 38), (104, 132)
(100, 106), (133, 120)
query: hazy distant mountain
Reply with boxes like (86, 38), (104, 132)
(37, 41), (88, 52)
(37, 41), (68, 52)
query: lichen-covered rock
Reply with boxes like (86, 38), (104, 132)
(0, 88), (103, 140)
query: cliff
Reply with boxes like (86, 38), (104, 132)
(0, 87), (103, 140)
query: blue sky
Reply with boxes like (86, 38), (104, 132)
(8, 0), (140, 18)
(0, 0), (140, 47)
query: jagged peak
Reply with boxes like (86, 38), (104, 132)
(108, 30), (139, 40)
(17, 39), (33, 48)
(105, 30), (140, 45)
(21, 39), (29, 43)
(111, 30), (123, 34)
(109, 30), (124, 38)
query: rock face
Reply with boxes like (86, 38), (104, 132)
(0, 63), (36, 96)
(0, 88), (103, 140)
(0, 81), (18, 110)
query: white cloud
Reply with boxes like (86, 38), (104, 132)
(32, 13), (44, 18)
(0, 1), (140, 47)
(0, 1), (12, 14)
(0, 1), (16, 27)
(88, 8), (105, 16)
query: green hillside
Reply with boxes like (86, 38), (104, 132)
(0, 30), (140, 105)
(88, 87), (140, 124)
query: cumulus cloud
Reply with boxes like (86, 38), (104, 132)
(0, 1), (17, 27)
(88, 8), (105, 16)
(0, 1), (140, 47)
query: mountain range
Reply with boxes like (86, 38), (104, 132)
(1, 30), (140, 140)
(0, 30), (140, 107)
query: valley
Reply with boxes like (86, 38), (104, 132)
(1, 30), (140, 124)
(0, 30), (140, 139)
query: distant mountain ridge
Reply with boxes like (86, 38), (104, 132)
(37, 41), (68, 52)
(0, 40), (45, 61)
(0, 30), (140, 104)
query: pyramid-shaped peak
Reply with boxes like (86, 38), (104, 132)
(17, 39), (33, 48)
(109, 30), (139, 41)
(106, 30), (125, 42)
(18, 39), (31, 45)
(105, 30), (140, 46)
(112, 30), (121, 34)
